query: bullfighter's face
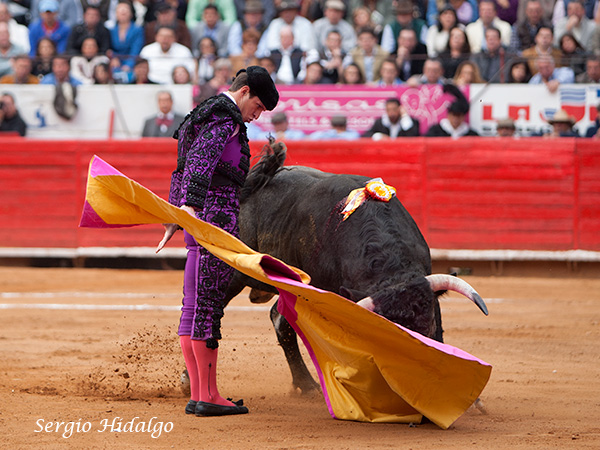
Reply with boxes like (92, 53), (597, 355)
(238, 86), (266, 123)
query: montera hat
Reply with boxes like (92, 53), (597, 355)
(547, 109), (576, 125)
(238, 66), (279, 111)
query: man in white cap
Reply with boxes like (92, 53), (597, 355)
(545, 109), (579, 137)
(312, 0), (356, 53)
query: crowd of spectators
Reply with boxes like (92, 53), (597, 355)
(0, 0), (599, 137)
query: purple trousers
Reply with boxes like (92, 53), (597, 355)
(178, 185), (240, 347)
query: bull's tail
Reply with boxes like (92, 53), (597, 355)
(240, 136), (287, 201)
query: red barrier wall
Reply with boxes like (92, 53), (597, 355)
(1, 137), (598, 251)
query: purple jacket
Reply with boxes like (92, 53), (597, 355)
(169, 94), (250, 210)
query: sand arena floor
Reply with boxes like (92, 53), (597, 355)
(0, 267), (599, 449)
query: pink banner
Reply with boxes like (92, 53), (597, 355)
(252, 84), (468, 136)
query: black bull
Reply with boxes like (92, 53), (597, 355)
(223, 145), (488, 394)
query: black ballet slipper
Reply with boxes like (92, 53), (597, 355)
(194, 400), (249, 416)
(185, 400), (197, 415)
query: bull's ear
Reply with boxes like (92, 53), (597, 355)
(339, 286), (367, 301)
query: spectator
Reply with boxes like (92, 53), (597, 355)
(394, 28), (428, 81)
(227, 0), (269, 57)
(194, 36), (218, 84)
(553, 0), (596, 49)
(584, 103), (600, 138)
(172, 64), (191, 84)
(0, 23), (26, 78)
(374, 58), (403, 86)
(66, 5), (111, 55)
(307, 29), (345, 83)
(559, 33), (588, 77)
(109, 1), (145, 72)
(313, 0), (356, 53)
(232, 0), (276, 27)
(229, 29), (260, 74)
(40, 54), (82, 86)
(506, 58), (533, 82)
(92, 62), (113, 84)
(516, 0), (555, 23)
(348, 27), (388, 83)
(141, 90), (185, 137)
(31, 36), (56, 79)
(347, 0), (391, 34)
(139, 26), (195, 84)
(269, 25), (305, 85)
(510, 0), (552, 53)
(267, 111), (305, 140)
(528, 54), (574, 92)
(0, 54), (39, 84)
(521, 26), (563, 75)
(186, 0), (237, 29)
(427, 0), (479, 27)
(191, 4), (230, 57)
(145, 2), (192, 51)
(426, 101), (479, 137)
(453, 60), (485, 86)
(309, 114), (360, 140)
(303, 60), (327, 84)
(339, 61), (365, 84)
(495, 117), (516, 136)
(407, 58), (446, 86)
(0, 2), (30, 54)
(544, 108), (579, 137)
(263, 0), (317, 53)
(362, 97), (419, 139)
(192, 57), (232, 104)
(258, 55), (277, 82)
(144, 0), (188, 25)
(381, 0), (428, 54)
(495, 0), (519, 25)
(350, 6), (383, 42)
(465, 0), (512, 53)
(439, 26), (471, 79)
(0, 92), (27, 136)
(28, 0), (71, 56)
(426, 5), (460, 58)
(576, 55), (600, 82)
(70, 37), (110, 84)
(471, 27), (513, 82)
(129, 57), (157, 84)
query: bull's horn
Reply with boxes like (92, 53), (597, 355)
(356, 296), (375, 311)
(425, 274), (488, 316)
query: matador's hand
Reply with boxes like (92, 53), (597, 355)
(156, 223), (179, 253)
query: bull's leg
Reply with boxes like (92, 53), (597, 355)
(270, 302), (320, 394)
(433, 299), (444, 343)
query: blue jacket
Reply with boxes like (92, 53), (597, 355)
(28, 19), (71, 56)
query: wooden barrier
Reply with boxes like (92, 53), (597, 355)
(0, 136), (598, 252)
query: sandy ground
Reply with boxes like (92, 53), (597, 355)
(1, 266), (599, 449)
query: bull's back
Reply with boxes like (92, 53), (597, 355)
(239, 166), (431, 292)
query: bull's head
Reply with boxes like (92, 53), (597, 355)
(355, 275), (488, 338)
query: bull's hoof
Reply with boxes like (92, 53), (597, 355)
(249, 288), (275, 304)
(292, 379), (321, 397)
(181, 369), (191, 397)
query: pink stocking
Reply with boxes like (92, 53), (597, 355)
(180, 335), (199, 401)
(191, 340), (235, 406)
